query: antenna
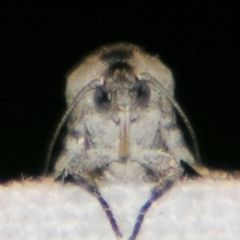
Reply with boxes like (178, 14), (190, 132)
(44, 79), (100, 174)
(148, 78), (201, 163)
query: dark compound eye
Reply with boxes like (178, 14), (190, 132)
(135, 81), (150, 105)
(94, 85), (111, 110)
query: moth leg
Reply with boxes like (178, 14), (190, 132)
(84, 148), (119, 171)
(128, 180), (175, 240)
(54, 131), (119, 178)
(56, 171), (123, 238)
(132, 149), (183, 178)
(72, 174), (122, 237)
(128, 153), (188, 240)
(55, 148), (119, 180)
(73, 173), (123, 238)
(95, 188), (123, 238)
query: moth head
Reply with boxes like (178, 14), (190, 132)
(94, 53), (151, 111)
(65, 43), (174, 107)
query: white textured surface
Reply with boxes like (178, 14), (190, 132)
(0, 178), (240, 240)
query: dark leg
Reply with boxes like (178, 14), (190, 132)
(63, 173), (123, 238)
(128, 180), (174, 240)
(94, 187), (123, 237)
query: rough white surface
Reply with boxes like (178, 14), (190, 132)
(0, 178), (240, 240)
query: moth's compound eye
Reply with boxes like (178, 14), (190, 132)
(135, 81), (150, 106)
(94, 85), (111, 110)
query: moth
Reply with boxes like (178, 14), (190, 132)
(45, 43), (202, 239)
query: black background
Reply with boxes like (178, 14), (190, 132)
(1, 1), (239, 181)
